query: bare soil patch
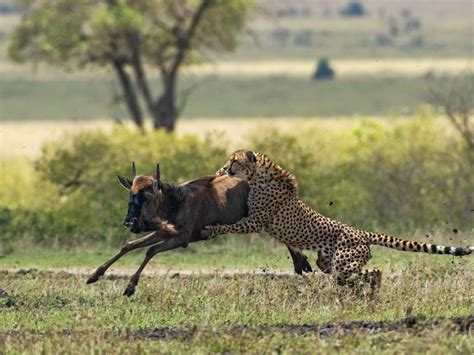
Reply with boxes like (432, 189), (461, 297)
(135, 316), (473, 340)
(1, 267), (298, 278)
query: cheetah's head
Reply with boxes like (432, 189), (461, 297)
(221, 149), (258, 181)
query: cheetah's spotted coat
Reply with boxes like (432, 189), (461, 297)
(202, 150), (473, 293)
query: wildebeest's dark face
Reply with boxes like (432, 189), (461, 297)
(123, 189), (147, 233)
(118, 162), (161, 234)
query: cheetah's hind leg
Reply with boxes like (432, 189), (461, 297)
(333, 258), (380, 299)
(346, 268), (383, 306)
(361, 268), (382, 298)
(343, 268), (382, 299)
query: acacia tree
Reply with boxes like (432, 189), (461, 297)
(8, 0), (253, 131)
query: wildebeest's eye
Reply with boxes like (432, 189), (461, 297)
(144, 188), (154, 199)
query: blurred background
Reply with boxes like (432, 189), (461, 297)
(0, 0), (472, 267)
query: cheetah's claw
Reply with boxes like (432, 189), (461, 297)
(201, 225), (219, 240)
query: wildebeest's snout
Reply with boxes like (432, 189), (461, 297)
(123, 217), (138, 229)
(123, 216), (142, 233)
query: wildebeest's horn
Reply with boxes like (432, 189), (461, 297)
(156, 163), (161, 181)
(132, 161), (137, 177)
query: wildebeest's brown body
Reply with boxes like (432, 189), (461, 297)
(88, 172), (311, 296)
(172, 175), (250, 242)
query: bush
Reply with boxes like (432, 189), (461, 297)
(249, 116), (472, 231)
(293, 30), (312, 47)
(0, 116), (471, 249)
(376, 34), (392, 47)
(0, 129), (227, 249)
(340, 1), (366, 17)
(312, 58), (335, 80)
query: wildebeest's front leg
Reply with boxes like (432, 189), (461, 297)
(287, 246), (313, 275)
(123, 237), (188, 297)
(87, 231), (168, 284)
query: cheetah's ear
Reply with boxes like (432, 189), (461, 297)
(245, 151), (257, 163)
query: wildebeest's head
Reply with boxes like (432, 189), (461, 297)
(117, 162), (163, 233)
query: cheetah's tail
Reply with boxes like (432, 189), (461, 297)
(367, 232), (473, 256)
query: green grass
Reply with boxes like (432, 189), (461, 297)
(230, 24), (474, 61)
(0, 75), (446, 121)
(223, 0), (474, 60)
(2, 328), (473, 354)
(1, 230), (473, 353)
(2, 230), (473, 271)
(1, 255), (473, 353)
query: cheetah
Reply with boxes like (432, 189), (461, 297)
(202, 150), (473, 294)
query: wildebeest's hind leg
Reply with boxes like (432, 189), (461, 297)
(87, 232), (168, 284)
(123, 237), (188, 297)
(287, 246), (313, 275)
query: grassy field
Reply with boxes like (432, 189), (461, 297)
(226, 0), (474, 60)
(0, 75), (455, 121)
(0, 0), (472, 125)
(0, 114), (462, 162)
(0, 117), (364, 158)
(2, 58), (471, 80)
(1, 213), (473, 353)
(1, 0), (473, 62)
(1, 252), (473, 353)
(2, 225), (473, 271)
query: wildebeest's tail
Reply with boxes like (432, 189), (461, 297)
(367, 232), (473, 256)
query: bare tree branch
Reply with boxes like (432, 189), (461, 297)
(429, 76), (474, 154)
(168, 0), (214, 81)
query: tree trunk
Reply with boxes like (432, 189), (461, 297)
(149, 0), (213, 132)
(113, 60), (144, 128)
(152, 77), (177, 132)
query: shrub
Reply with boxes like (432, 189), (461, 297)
(375, 34), (392, 47)
(293, 30), (312, 47)
(340, 1), (366, 17)
(249, 116), (472, 231)
(312, 58), (335, 80)
(0, 116), (471, 249)
(0, 128), (227, 248)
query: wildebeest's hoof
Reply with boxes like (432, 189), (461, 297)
(123, 285), (136, 297)
(86, 275), (99, 284)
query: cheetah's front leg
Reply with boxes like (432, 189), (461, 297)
(316, 251), (332, 274)
(201, 220), (263, 239)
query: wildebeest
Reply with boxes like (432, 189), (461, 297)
(87, 162), (312, 296)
